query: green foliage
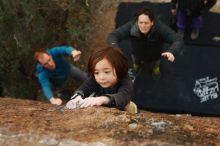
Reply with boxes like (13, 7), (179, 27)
(0, 0), (90, 99)
(66, 0), (90, 46)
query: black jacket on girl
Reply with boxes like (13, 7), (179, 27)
(74, 75), (133, 109)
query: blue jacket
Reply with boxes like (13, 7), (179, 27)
(36, 46), (74, 100)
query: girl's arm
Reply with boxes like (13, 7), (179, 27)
(74, 76), (98, 98)
(79, 96), (110, 108)
(104, 76), (133, 109)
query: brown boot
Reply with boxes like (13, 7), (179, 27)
(177, 29), (185, 38)
(124, 101), (138, 114)
(191, 29), (200, 40)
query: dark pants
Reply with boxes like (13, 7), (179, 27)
(69, 64), (88, 81)
(55, 65), (88, 100)
(176, 10), (203, 30)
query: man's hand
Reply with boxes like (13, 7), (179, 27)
(72, 50), (82, 61)
(79, 96), (110, 108)
(161, 52), (175, 62)
(50, 97), (62, 105)
(66, 96), (83, 109)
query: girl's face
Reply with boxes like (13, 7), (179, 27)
(137, 14), (154, 34)
(94, 58), (117, 88)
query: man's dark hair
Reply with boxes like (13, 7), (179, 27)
(134, 7), (154, 22)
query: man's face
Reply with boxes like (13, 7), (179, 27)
(38, 53), (56, 70)
(137, 14), (154, 34)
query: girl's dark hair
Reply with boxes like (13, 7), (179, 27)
(88, 46), (128, 81)
(134, 7), (154, 22)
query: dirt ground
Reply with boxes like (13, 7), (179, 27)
(1, 0), (220, 146)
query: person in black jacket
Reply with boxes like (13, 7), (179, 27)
(171, 0), (217, 40)
(106, 7), (183, 80)
(66, 46), (138, 114)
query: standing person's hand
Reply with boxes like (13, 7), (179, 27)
(171, 9), (177, 16)
(161, 52), (175, 62)
(72, 50), (82, 61)
(50, 97), (63, 105)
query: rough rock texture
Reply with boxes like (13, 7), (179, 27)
(0, 97), (220, 146)
(1, 0), (220, 146)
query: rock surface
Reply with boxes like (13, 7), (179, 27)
(1, 1), (220, 146)
(0, 97), (220, 146)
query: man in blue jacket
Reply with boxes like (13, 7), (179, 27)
(34, 46), (87, 105)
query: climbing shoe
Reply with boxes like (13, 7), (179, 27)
(152, 66), (161, 80)
(124, 101), (138, 114)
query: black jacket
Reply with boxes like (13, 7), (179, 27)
(171, 0), (217, 16)
(74, 76), (133, 109)
(107, 19), (183, 63)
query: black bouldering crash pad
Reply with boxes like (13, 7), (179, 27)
(115, 2), (220, 116)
